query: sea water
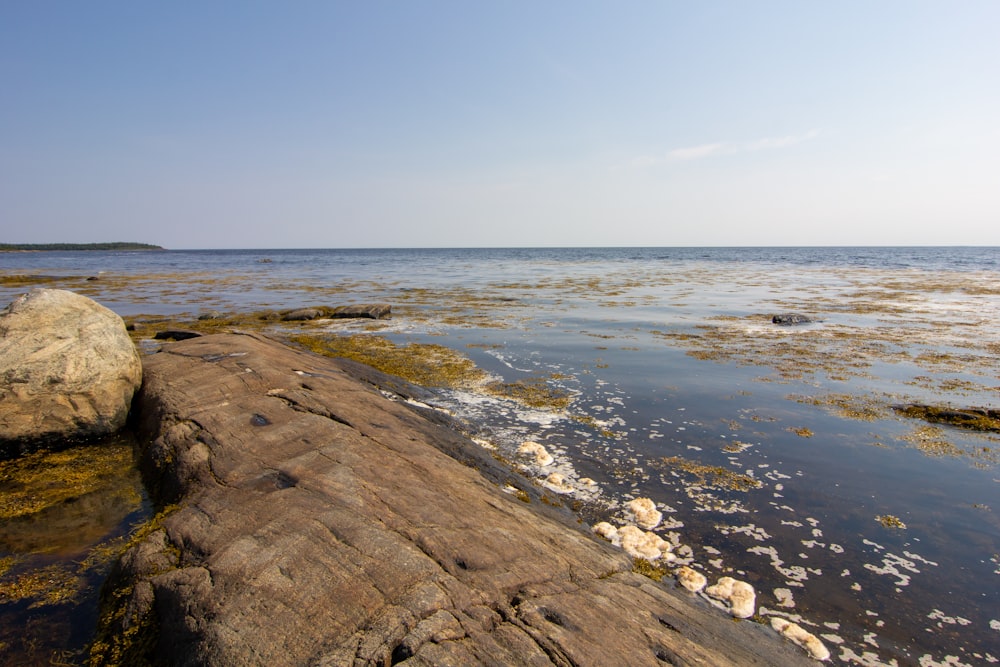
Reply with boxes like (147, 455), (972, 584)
(2, 246), (998, 665)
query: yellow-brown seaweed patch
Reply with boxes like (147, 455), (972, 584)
(288, 333), (488, 389)
(655, 456), (762, 492)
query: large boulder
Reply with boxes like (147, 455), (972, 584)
(0, 289), (142, 451)
(94, 332), (811, 666)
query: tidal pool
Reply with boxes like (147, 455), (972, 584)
(2, 246), (998, 665)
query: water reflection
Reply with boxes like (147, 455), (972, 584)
(0, 432), (147, 666)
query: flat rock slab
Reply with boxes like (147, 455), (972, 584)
(106, 332), (810, 666)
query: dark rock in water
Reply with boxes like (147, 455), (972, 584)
(329, 303), (391, 319)
(153, 329), (202, 341)
(98, 332), (811, 666)
(279, 304), (391, 321)
(893, 404), (1000, 432)
(771, 313), (813, 325)
(0, 289), (142, 451)
(280, 307), (324, 321)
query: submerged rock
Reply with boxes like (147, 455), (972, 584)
(0, 289), (141, 451)
(280, 307), (324, 321)
(328, 303), (391, 319)
(97, 332), (810, 666)
(153, 329), (202, 341)
(771, 313), (813, 325)
(893, 403), (1000, 432)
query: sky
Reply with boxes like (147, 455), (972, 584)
(2, 2), (999, 249)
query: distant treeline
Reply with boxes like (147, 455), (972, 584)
(0, 242), (164, 251)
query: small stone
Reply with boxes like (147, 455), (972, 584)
(772, 313), (813, 325)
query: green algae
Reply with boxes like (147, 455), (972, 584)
(631, 557), (668, 582)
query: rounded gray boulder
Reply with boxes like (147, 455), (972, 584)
(0, 288), (142, 450)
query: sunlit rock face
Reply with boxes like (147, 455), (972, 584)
(105, 332), (812, 666)
(0, 289), (141, 451)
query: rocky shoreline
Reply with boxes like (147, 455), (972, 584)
(92, 331), (813, 665)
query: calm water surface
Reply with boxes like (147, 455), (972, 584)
(2, 247), (998, 665)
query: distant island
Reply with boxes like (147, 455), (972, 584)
(0, 242), (164, 252)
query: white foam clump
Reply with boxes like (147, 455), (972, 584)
(517, 440), (553, 466)
(543, 472), (575, 494)
(705, 576), (756, 619)
(619, 525), (675, 563)
(594, 521), (675, 563)
(593, 521), (619, 544)
(675, 566), (707, 593)
(626, 497), (663, 530)
(770, 617), (831, 661)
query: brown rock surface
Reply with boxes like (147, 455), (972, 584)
(100, 332), (810, 666)
(0, 288), (142, 451)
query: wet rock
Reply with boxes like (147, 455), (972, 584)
(0, 289), (142, 451)
(153, 329), (202, 341)
(277, 304), (391, 321)
(771, 313), (813, 325)
(328, 303), (391, 319)
(893, 403), (1000, 432)
(280, 307), (324, 321)
(98, 332), (810, 666)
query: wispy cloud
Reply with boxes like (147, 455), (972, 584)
(629, 130), (820, 168)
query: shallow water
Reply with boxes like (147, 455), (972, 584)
(2, 246), (998, 665)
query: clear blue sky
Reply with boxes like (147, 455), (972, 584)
(2, 2), (998, 248)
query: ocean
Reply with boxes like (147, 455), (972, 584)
(2, 246), (998, 665)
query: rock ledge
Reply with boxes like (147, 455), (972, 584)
(96, 332), (810, 666)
